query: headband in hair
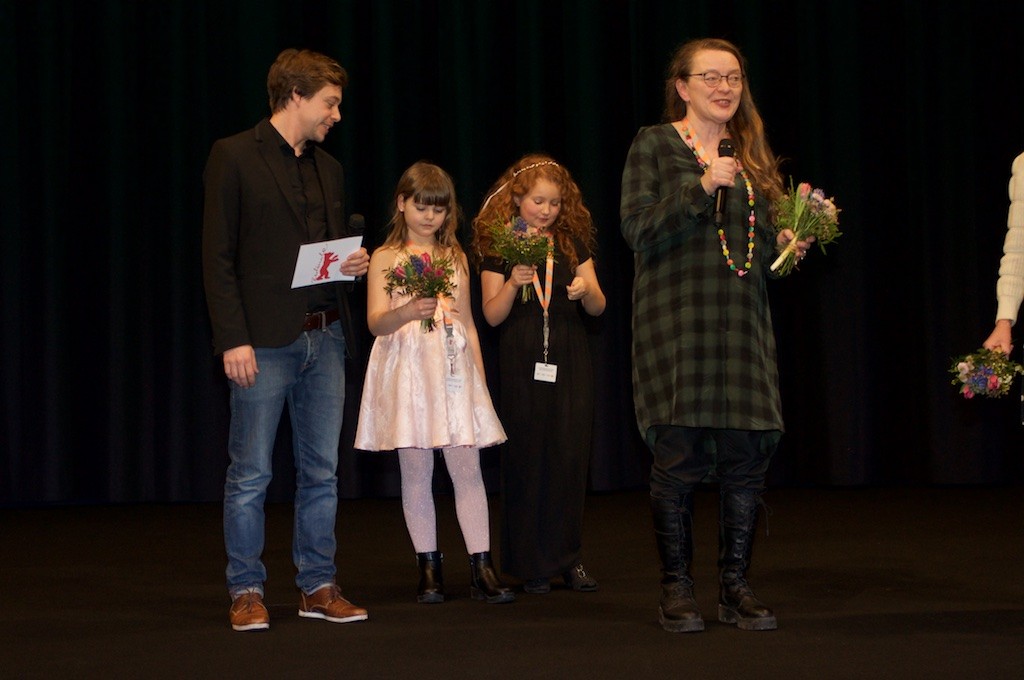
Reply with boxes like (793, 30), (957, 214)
(512, 160), (560, 177)
(481, 160), (561, 211)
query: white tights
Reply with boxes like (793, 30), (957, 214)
(398, 446), (490, 555)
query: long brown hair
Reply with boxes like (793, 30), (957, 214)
(662, 38), (783, 203)
(383, 162), (466, 271)
(471, 153), (597, 271)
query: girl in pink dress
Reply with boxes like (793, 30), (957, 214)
(355, 162), (513, 604)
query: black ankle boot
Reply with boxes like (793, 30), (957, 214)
(651, 495), (704, 632)
(469, 552), (515, 604)
(416, 551), (444, 604)
(562, 562), (598, 592)
(717, 489), (777, 631)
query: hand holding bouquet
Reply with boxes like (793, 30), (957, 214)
(489, 217), (553, 302)
(949, 348), (1024, 398)
(383, 251), (456, 332)
(771, 179), (842, 275)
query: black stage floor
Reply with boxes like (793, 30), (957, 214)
(2, 486), (1022, 679)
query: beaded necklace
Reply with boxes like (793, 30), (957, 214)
(679, 118), (757, 278)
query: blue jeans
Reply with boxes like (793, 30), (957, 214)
(223, 321), (346, 596)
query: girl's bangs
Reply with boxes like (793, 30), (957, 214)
(412, 184), (451, 207)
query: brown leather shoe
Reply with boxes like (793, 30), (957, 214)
(298, 584), (368, 624)
(229, 591), (270, 632)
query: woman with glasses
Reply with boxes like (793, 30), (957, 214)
(620, 37), (813, 633)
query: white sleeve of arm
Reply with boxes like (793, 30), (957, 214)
(995, 153), (1024, 325)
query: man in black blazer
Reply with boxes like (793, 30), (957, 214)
(202, 48), (370, 632)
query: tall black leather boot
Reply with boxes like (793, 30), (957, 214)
(469, 552), (515, 604)
(651, 494), (704, 632)
(416, 551), (444, 604)
(717, 489), (777, 630)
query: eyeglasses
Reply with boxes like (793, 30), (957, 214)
(685, 71), (744, 88)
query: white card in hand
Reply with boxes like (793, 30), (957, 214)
(290, 236), (363, 288)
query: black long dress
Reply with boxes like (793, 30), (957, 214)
(483, 238), (594, 580)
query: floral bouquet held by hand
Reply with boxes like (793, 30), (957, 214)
(949, 348), (1024, 399)
(489, 217), (553, 302)
(771, 180), (842, 276)
(383, 251), (456, 332)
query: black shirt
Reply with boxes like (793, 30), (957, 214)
(273, 130), (335, 314)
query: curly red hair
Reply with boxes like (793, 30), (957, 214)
(471, 153), (597, 271)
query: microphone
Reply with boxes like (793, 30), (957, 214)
(714, 139), (734, 227)
(348, 213), (365, 236)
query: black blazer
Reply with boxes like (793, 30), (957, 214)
(202, 118), (360, 358)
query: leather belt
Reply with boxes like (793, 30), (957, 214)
(302, 308), (340, 331)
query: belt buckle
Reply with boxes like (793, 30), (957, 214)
(308, 310), (326, 331)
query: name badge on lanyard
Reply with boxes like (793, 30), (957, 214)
(534, 362), (557, 383)
(532, 238), (557, 384)
(442, 303), (464, 392)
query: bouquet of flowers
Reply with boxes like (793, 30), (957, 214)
(383, 251), (456, 332)
(949, 348), (1024, 399)
(489, 217), (553, 302)
(770, 179), (842, 276)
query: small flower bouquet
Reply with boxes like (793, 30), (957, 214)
(949, 348), (1024, 399)
(383, 251), (456, 332)
(771, 179), (842, 276)
(489, 217), (553, 302)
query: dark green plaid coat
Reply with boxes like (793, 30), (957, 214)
(619, 124), (784, 437)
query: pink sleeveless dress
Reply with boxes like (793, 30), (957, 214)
(354, 267), (506, 451)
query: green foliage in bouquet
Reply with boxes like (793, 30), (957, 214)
(771, 179), (842, 275)
(949, 347), (1024, 399)
(383, 251), (455, 331)
(489, 216), (553, 302)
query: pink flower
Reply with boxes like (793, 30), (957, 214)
(988, 375), (1001, 390)
(797, 182), (812, 199)
(421, 252), (432, 266)
(393, 267), (406, 279)
(962, 386), (975, 398)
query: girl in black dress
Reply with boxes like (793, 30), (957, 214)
(471, 154), (606, 593)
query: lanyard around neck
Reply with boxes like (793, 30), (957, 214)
(531, 237), (555, 363)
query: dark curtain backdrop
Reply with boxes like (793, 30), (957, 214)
(3, 0), (1023, 505)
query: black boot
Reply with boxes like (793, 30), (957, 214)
(651, 494), (704, 632)
(469, 552), (515, 604)
(416, 551), (444, 604)
(717, 489), (777, 631)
